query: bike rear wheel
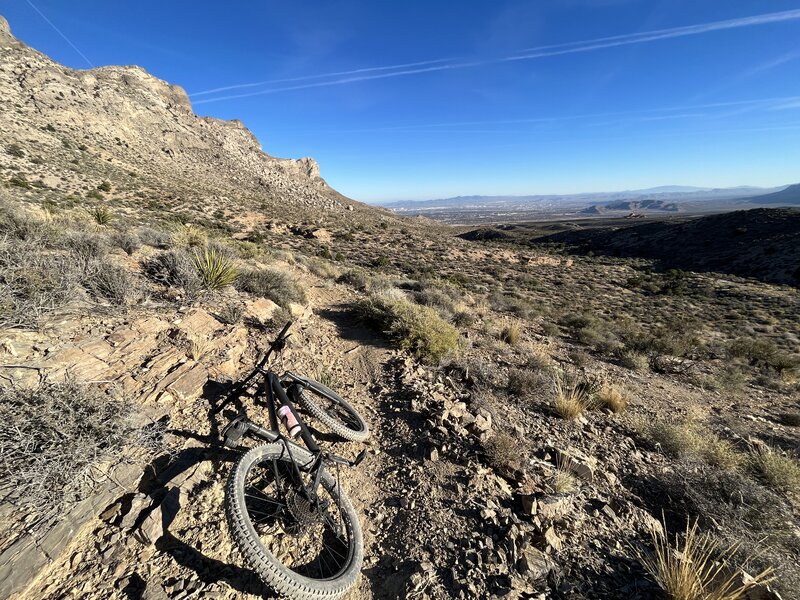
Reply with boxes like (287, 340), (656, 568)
(225, 443), (363, 599)
(290, 377), (370, 443)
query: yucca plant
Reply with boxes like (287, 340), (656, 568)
(192, 246), (238, 290)
(87, 205), (113, 226)
(636, 519), (774, 600)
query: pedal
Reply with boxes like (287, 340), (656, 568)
(222, 415), (250, 448)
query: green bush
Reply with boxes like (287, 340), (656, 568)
(356, 292), (460, 364)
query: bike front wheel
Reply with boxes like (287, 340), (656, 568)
(225, 443), (363, 599)
(290, 377), (370, 443)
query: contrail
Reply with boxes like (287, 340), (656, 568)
(24, 0), (94, 68)
(505, 9), (800, 62)
(190, 58), (457, 96)
(192, 8), (800, 104)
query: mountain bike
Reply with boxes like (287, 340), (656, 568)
(220, 321), (369, 599)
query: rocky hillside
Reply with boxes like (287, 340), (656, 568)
(0, 15), (385, 220)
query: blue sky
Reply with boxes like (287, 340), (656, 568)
(3, 1), (800, 202)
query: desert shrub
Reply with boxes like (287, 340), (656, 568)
(111, 231), (141, 256)
(236, 268), (305, 307)
(507, 367), (548, 398)
(86, 189), (103, 200)
(552, 369), (596, 420)
(635, 518), (773, 600)
(65, 232), (107, 268)
(97, 181), (112, 192)
(137, 227), (172, 249)
(499, 321), (522, 345)
(619, 349), (650, 372)
(749, 447), (800, 492)
(0, 382), (134, 527)
(641, 420), (703, 458)
(729, 338), (797, 373)
(306, 257), (339, 279)
(85, 261), (141, 306)
(216, 302), (244, 325)
(485, 432), (525, 473)
(0, 243), (81, 328)
(356, 292), (460, 364)
(172, 223), (207, 247)
(6, 143), (25, 158)
(0, 205), (58, 243)
(192, 246), (239, 290)
(143, 249), (202, 296)
(9, 174), (31, 189)
(700, 437), (743, 471)
(337, 268), (370, 291)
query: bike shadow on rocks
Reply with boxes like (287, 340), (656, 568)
(123, 444), (278, 598)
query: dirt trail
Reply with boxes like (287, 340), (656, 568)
(19, 276), (442, 600)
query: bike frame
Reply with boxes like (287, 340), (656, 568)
(221, 321), (362, 507)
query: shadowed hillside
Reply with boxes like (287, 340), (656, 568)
(537, 208), (800, 285)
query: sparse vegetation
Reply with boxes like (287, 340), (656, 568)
(87, 205), (113, 225)
(749, 446), (800, 492)
(0, 382), (137, 527)
(499, 321), (522, 345)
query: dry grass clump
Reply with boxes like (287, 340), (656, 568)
(236, 267), (306, 308)
(552, 369), (597, 420)
(641, 420), (703, 458)
(187, 335), (210, 360)
(597, 384), (630, 413)
(551, 456), (579, 493)
(192, 246), (239, 290)
(356, 290), (461, 365)
(749, 446), (800, 493)
(172, 223), (207, 247)
(0, 382), (135, 528)
(500, 321), (522, 345)
(506, 367), (547, 398)
(636, 519), (774, 600)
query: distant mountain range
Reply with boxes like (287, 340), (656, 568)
(381, 184), (796, 215)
